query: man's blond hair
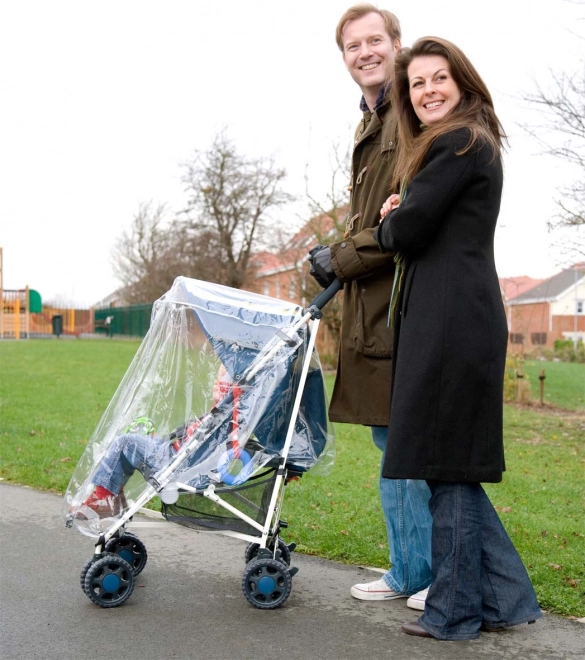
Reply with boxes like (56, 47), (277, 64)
(335, 3), (401, 51)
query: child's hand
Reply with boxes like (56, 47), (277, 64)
(380, 194), (401, 220)
(213, 364), (233, 404)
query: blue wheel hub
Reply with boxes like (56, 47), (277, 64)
(119, 549), (133, 565)
(103, 574), (121, 592)
(258, 576), (276, 594)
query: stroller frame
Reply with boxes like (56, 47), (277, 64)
(79, 280), (342, 610)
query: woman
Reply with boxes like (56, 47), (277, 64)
(373, 37), (541, 641)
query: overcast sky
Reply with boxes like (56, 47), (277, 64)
(1, 0), (583, 307)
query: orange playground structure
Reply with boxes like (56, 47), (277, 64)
(0, 247), (94, 339)
(1, 287), (94, 339)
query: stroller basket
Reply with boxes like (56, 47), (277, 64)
(162, 465), (278, 535)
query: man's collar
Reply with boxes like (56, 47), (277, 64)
(359, 83), (391, 113)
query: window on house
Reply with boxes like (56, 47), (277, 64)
(509, 333), (524, 344)
(531, 332), (547, 345)
(275, 282), (280, 298)
(577, 300), (584, 315)
(288, 283), (296, 300)
(263, 283), (270, 296)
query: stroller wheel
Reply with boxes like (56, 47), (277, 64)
(80, 555), (102, 595)
(83, 553), (135, 608)
(105, 532), (148, 576)
(244, 542), (261, 564)
(242, 558), (292, 609)
(245, 538), (292, 566)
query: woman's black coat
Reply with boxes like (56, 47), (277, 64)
(374, 128), (508, 483)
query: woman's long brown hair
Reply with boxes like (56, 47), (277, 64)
(391, 37), (507, 190)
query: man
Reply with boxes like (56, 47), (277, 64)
(308, 4), (432, 610)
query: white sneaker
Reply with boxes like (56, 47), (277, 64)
(350, 578), (407, 601)
(406, 587), (429, 611)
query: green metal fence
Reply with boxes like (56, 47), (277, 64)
(94, 304), (153, 338)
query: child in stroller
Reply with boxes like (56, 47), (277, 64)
(77, 420), (176, 519)
(76, 365), (245, 520)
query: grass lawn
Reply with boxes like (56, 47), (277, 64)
(522, 360), (584, 411)
(1, 339), (583, 617)
(0, 339), (141, 491)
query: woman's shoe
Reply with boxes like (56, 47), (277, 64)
(401, 621), (434, 638)
(480, 623), (506, 632)
(481, 619), (536, 633)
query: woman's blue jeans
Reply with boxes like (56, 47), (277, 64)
(371, 426), (432, 595)
(419, 481), (542, 640)
(92, 433), (174, 495)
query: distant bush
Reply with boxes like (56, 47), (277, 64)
(526, 346), (555, 361)
(553, 339), (585, 363)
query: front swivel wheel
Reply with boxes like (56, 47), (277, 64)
(244, 537), (293, 566)
(242, 558), (292, 609)
(83, 553), (135, 607)
(105, 532), (148, 576)
(80, 554), (103, 595)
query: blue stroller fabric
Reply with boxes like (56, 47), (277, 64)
(169, 278), (329, 480)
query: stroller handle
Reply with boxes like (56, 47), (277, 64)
(306, 278), (343, 313)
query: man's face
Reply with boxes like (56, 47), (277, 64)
(341, 12), (400, 96)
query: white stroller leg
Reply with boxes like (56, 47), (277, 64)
(261, 317), (321, 541)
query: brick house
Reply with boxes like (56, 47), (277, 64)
(247, 250), (301, 304)
(248, 211), (340, 303)
(505, 263), (585, 353)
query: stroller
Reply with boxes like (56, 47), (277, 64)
(63, 276), (340, 610)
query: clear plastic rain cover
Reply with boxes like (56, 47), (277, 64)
(63, 277), (335, 537)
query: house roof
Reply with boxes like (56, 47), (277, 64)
(508, 263), (585, 305)
(499, 276), (545, 302)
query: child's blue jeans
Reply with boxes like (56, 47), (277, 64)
(92, 433), (175, 495)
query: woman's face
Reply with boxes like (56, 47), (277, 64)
(407, 55), (461, 125)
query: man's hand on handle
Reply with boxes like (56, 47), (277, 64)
(308, 244), (336, 288)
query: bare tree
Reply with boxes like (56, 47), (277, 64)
(519, 5), (585, 261)
(521, 69), (585, 226)
(290, 137), (352, 359)
(180, 130), (293, 289)
(112, 202), (173, 303)
(304, 135), (351, 243)
(111, 201), (217, 303)
(111, 132), (293, 303)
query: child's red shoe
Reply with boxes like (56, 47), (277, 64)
(75, 491), (124, 519)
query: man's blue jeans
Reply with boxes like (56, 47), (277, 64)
(92, 433), (174, 495)
(371, 426), (432, 594)
(419, 481), (542, 640)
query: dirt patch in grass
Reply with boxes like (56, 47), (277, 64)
(507, 402), (585, 420)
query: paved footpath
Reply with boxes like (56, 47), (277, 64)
(1, 483), (583, 660)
